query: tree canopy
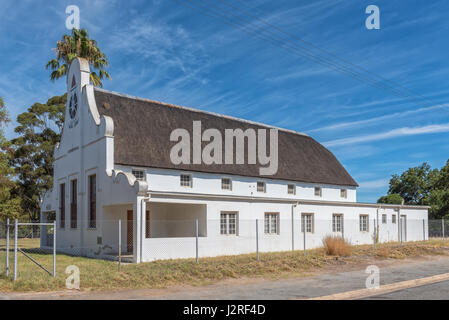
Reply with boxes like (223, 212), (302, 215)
(10, 94), (66, 222)
(378, 161), (449, 218)
(0, 97), (21, 220)
(46, 28), (111, 87)
(377, 193), (403, 205)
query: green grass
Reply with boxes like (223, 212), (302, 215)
(0, 239), (448, 293)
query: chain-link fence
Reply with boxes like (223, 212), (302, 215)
(428, 219), (448, 239)
(1, 217), (446, 281)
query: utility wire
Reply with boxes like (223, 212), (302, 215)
(175, 0), (409, 97)
(202, 0), (447, 112)
(227, 0), (444, 110)
(173, 0), (449, 116)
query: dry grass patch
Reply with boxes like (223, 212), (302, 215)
(322, 236), (352, 256)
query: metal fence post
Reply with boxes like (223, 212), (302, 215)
(13, 219), (18, 281)
(423, 219), (426, 243)
(291, 208), (294, 251)
(443, 218), (445, 241)
(118, 219), (122, 272)
(53, 220), (56, 278)
(195, 219), (199, 264)
(256, 219), (259, 261)
(303, 224), (306, 257)
(6, 218), (9, 277)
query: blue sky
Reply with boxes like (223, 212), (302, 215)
(1, 0), (448, 202)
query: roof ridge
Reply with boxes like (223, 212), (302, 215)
(94, 87), (309, 137)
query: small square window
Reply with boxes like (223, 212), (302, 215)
(382, 214), (387, 224)
(257, 181), (266, 193)
(288, 184), (295, 195)
(180, 174), (192, 187)
(221, 178), (232, 191)
(314, 187), (322, 197)
(132, 169), (146, 181)
(340, 189), (347, 199)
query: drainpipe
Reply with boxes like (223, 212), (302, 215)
(140, 196), (150, 263)
(291, 201), (299, 251)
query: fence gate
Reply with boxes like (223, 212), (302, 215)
(3, 219), (56, 281)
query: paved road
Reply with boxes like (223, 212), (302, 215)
(2, 255), (449, 300)
(363, 280), (449, 300)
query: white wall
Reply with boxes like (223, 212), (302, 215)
(115, 165), (357, 203)
(140, 197), (429, 262)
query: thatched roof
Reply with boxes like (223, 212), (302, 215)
(94, 88), (358, 187)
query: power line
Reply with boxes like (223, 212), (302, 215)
(172, 0), (449, 116)
(175, 0), (410, 97)
(202, 0), (448, 112)
(227, 0), (442, 109)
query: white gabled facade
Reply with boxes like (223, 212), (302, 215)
(40, 58), (429, 263)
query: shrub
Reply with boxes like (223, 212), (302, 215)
(322, 235), (352, 256)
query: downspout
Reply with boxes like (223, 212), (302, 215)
(291, 201), (299, 251)
(80, 86), (86, 256)
(140, 196), (150, 263)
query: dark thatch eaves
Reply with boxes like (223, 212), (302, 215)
(94, 88), (358, 187)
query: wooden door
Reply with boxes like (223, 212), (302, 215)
(127, 210), (133, 253)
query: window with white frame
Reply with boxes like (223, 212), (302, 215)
(360, 215), (369, 232)
(288, 184), (295, 195)
(132, 169), (146, 181)
(314, 187), (322, 197)
(301, 213), (314, 233)
(340, 189), (347, 199)
(220, 212), (237, 235)
(392, 214), (397, 224)
(264, 213), (279, 234)
(257, 181), (266, 193)
(332, 214), (343, 232)
(180, 174), (192, 187)
(382, 214), (387, 224)
(221, 178), (232, 191)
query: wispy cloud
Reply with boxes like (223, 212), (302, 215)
(310, 104), (447, 133)
(324, 123), (449, 147)
(358, 178), (390, 190)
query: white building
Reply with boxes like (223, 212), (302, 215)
(40, 58), (429, 263)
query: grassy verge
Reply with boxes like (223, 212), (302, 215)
(0, 239), (448, 293)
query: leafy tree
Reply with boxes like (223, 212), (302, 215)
(388, 163), (439, 205)
(379, 161), (449, 219)
(10, 94), (66, 222)
(429, 160), (449, 218)
(377, 193), (403, 205)
(46, 28), (111, 87)
(0, 97), (21, 221)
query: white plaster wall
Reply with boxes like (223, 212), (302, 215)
(141, 198), (429, 262)
(115, 165), (357, 202)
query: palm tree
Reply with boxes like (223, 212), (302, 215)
(46, 28), (111, 87)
